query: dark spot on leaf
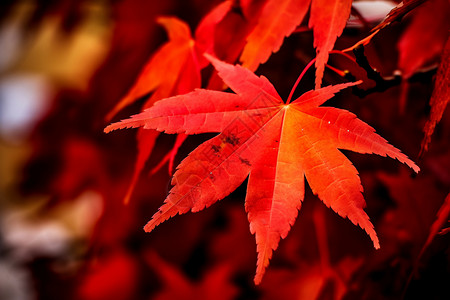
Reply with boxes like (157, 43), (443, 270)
(239, 157), (251, 166)
(224, 133), (240, 146)
(212, 145), (221, 153)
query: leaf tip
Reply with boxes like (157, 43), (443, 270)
(204, 52), (222, 67)
(203, 52), (214, 60)
(143, 222), (154, 233)
(104, 124), (115, 133)
(373, 237), (381, 250)
(365, 222), (380, 250)
(253, 259), (268, 285)
(144, 214), (163, 233)
(253, 275), (263, 285)
(104, 122), (129, 133)
(397, 153), (420, 174)
(143, 209), (167, 233)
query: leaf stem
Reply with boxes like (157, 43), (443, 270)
(325, 63), (347, 77)
(286, 58), (316, 104)
(329, 49), (356, 64)
(286, 51), (358, 104)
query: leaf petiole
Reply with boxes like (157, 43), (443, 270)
(287, 50), (360, 104)
(329, 49), (357, 64)
(286, 58), (316, 104)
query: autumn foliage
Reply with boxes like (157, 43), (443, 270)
(2, 0), (449, 299)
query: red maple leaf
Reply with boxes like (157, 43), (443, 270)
(240, 0), (311, 71)
(106, 16), (202, 203)
(239, 0), (353, 84)
(309, 0), (352, 89)
(106, 16), (200, 120)
(145, 251), (238, 300)
(105, 55), (419, 284)
(397, 0), (450, 79)
(420, 35), (450, 156)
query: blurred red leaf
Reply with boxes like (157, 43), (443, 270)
(260, 256), (363, 300)
(206, 0), (266, 89)
(418, 192), (450, 260)
(208, 206), (256, 272)
(419, 36), (450, 156)
(145, 252), (238, 300)
(107, 16), (201, 203)
(149, 133), (188, 176)
(194, 0), (233, 68)
(50, 137), (107, 200)
(107, 17), (199, 120)
(377, 169), (446, 252)
(78, 248), (138, 300)
(397, 0), (450, 79)
(122, 129), (160, 204)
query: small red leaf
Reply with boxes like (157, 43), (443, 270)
(419, 35), (450, 156)
(397, 0), (450, 78)
(146, 251), (238, 300)
(195, 0), (232, 68)
(123, 129), (159, 204)
(309, 0), (353, 89)
(150, 133), (188, 176)
(106, 16), (202, 203)
(106, 17), (195, 120)
(419, 192), (450, 259)
(240, 0), (311, 71)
